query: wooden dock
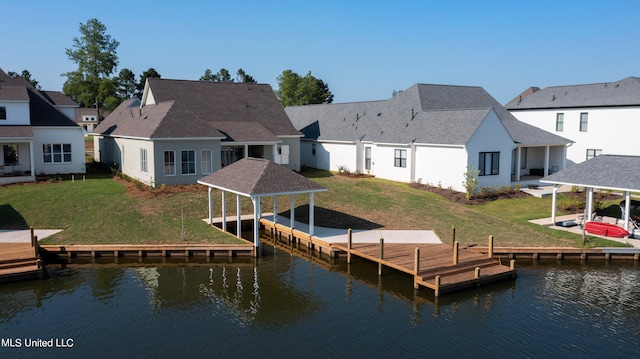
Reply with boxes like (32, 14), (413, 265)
(0, 230), (43, 283)
(260, 220), (516, 296)
(39, 243), (256, 258)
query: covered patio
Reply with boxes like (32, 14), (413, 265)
(198, 157), (327, 248)
(541, 155), (640, 237)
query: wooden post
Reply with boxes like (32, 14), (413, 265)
(414, 247), (420, 275)
(475, 267), (480, 278)
(488, 235), (494, 258)
(510, 259), (516, 270)
(378, 237), (384, 276)
(451, 226), (456, 248)
(453, 241), (459, 265)
(347, 228), (352, 264)
(434, 275), (441, 297)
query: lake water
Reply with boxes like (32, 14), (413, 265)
(1, 244), (639, 358)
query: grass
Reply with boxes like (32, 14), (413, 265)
(0, 168), (632, 248)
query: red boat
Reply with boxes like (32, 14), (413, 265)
(585, 222), (630, 238)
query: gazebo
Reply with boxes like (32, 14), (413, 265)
(541, 155), (640, 232)
(197, 158), (327, 248)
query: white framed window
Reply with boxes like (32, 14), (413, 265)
(201, 149), (213, 174)
(365, 147), (372, 170)
(3, 144), (18, 165)
(586, 149), (602, 160)
(43, 144), (71, 163)
(479, 152), (500, 176)
(140, 148), (148, 173)
(164, 151), (175, 176)
(276, 145), (290, 165)
(394, 149), (406, 168)
(579, 112), (588, 132)
(181, 150), (196, 175)
(555, 113), (564, 132)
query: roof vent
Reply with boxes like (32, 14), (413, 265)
(616, 83), (620, 87)
(552, 95), (556, 101)
(377, 113), (381, 116)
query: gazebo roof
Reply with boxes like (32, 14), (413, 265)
(541, 155), (640, 192)
(197, 158), (326, 196)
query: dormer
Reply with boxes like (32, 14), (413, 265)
(0, 86), (31, 125)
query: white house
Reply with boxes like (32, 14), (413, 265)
(92, 78), (302, 187)
(285, 83), (572, 192)
(0, 69), (85, 185)
(505, 77), (640, 166)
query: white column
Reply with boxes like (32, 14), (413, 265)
(221, 191), (227, 232)
(544, 146), (550, 177)
(562, 145), (567, 170)
(515, 147), (521, 181)
(624, 191), (631, 231)
(252, 196), (260, 247)
(244, 145), (249, 159)
(290, 194), (295, 229)
(208, 187), (213, 225)
(273, 196), (278, 224)
(309, 192), (315, 236)
(551, 184), (558, 224)
(586, 187), (594, 221)
(236, 193), (242, 238)
(29, 141), (35, 176)
(273, 144), (278, 163)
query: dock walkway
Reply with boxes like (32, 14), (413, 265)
(259, 217), (516, 296)
(0, 229), (43, 282)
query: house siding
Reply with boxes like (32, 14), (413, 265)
(511, 106), (640, 166)
(373, 144), (412, 183)
(32, 127), (86, 175)
(466, 111), (514, 189)
(414, 145), (467, 191)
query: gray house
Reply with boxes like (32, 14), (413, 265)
(93, 78), (302, 187)
(286, 83), (572, 192)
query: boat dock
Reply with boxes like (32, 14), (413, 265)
(39, 243), (256, 258)
(0, 229), (44, 282)
(259, 218), (516, 297)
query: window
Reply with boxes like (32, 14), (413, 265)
(579, 112), (588, 132)
(520, 148), (527, 169)
(0, 106), (6, 120)
(181, 150), (196, 175)
(586, 149), (602, 160)
(164, 151), (175, 176)
(311, 143), (316, 156)
(140, 148), (148, 173)
(394, 149), (406, 168)
(201, 149), (213, 174)
(479, 152), (500, 176)
(555, 113), (564, 132)
(276, 145), (289, 165)
(365, 147), (372, 170)
(43, 144), (71, 163)
(3, 144), (18, 165)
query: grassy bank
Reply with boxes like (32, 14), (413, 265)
(0, 170), (630, 247)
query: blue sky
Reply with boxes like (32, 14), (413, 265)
(3, 1), (639, 104)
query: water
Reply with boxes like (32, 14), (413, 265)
(1, 245), (639, 359)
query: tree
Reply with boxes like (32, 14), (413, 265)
(136, 68), (161, 98)
(462, 163), (480, 200)
(62, 18), (119, 114)
(115, 68), (136, 99)
(236, 68), (256, 83)
(275, 70), (333, 106)
(8, 70), (41, 90)
(200, 68), (256, 83)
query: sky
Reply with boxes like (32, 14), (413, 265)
(3, 1), (639, 105)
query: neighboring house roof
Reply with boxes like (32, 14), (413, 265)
(40, 91), (79, 107)
(198, 157), (326, 196)
(505, 77), (640, 110)
(541, 155), (640, 192)
(74, 107), (99, 121)
(286, 83), (571, 146)
(96, 79), (301, 141)
(0, 68), (79, 128)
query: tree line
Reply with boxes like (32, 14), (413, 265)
(10, 18), (334, 117)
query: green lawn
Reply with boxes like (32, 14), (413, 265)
(0, 169), (631, 248)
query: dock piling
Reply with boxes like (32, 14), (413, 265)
(378, 237), (384, 276)
(488, 235), (494, 258)
(453, 241), (459, 265)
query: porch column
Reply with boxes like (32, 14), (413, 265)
(562, 145), (567, 171)
(221, 191), (227, 232)
(244, 145), (249, 159)
(251, 196), (260, 248)
(290, 194), (295, 229)
(624, 191), (631, 232)
(515, 147), (522, 181)
(273, 145), (278, 163)
(273, 196), (278, 224)
(586, 187), (594, 221)
(551, 184), (558, 224)
(544, 146), (550, 176)
(208, 187), (213, 225)
(236, 194), (242, 238)
(28, 141), (35, 176)
(309, 192), (315, 236)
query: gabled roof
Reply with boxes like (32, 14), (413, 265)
(198, 157), (326, 196)
(541, 155), (640, 192)
(0, 68), (79, 128)
(286, 83), (571, 146)
(40, 91), (79, 107)
(505, 77), (640, 110)
(96, 79), (301, 141)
